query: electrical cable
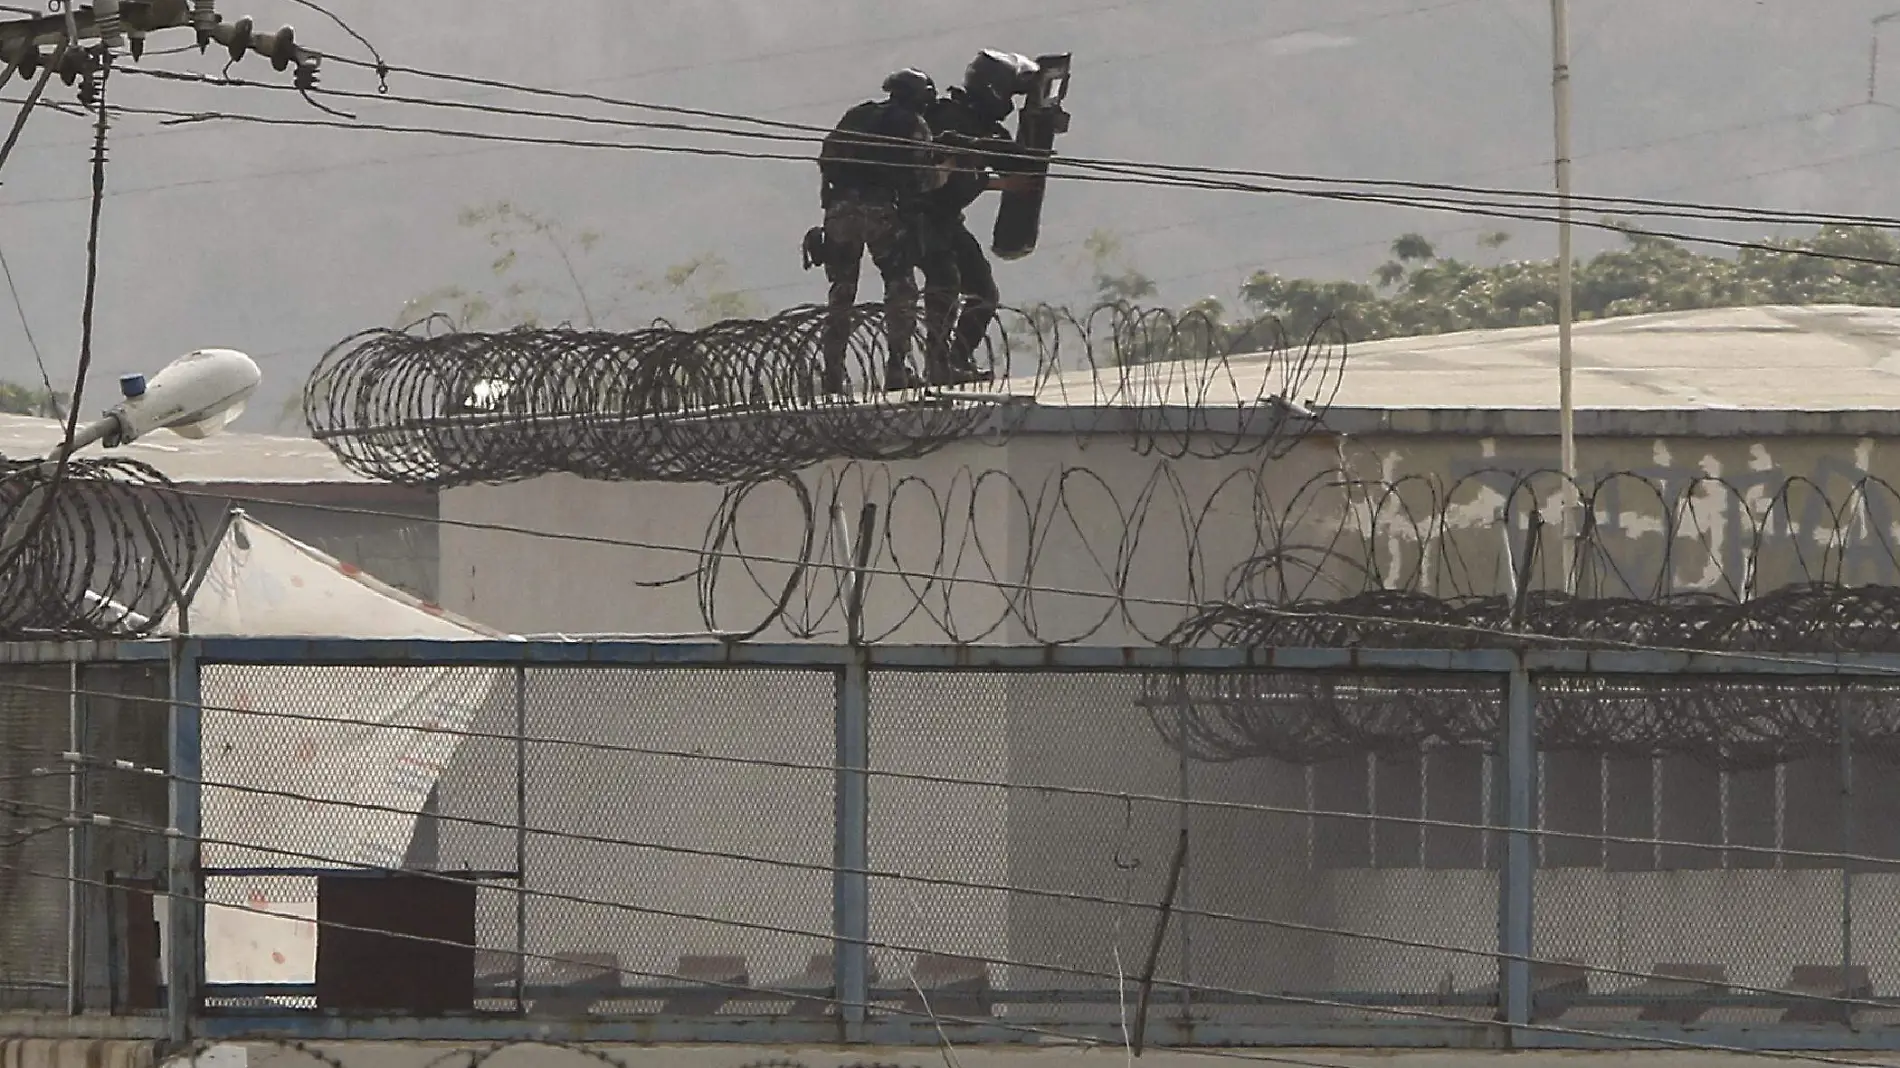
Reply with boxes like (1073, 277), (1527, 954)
(100, 98), (1900, 276)
(124, 64), (1900, 239)
(135, 460), (1900, 654)
(0, 809), (1888, 1067)
(2, 849), (1410, 1068)
(2, 673), (1898, 872)
(273, 50), (1900, 236)
(0, 32), (104, 593)
(0, 238), (58, 417)
(26, 734), (1900, 1015)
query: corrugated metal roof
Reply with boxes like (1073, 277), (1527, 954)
(0, 415), (369, 485)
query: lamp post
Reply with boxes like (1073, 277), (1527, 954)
(1551, 0), (1578, 591)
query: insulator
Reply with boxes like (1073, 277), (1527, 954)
(193, 0), (217, 48)
(93, 0), (124, 50)
(17, 44), (41, 80)
(225, 15), (251, 62)
(268, 24), (294, 71)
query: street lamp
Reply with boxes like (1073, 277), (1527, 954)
(2, 348), (260, 558)
(43, 346), (261, 464)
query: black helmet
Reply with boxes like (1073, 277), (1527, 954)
(882, 67), (937, 111)
(963, 49), (1038, 121)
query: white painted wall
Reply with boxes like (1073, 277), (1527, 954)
(434, 429), (1900, 1014)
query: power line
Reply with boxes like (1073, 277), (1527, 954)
(288, 46), (1900, 236)
(0, 799), (1890, 1065)
(131, 482), (1900, 679)
(139, 60), (1900, 237)
(1146, 127), (1900, 292)
(0, 671), (1895, 873)
(86, 98), (1900, 277)
(28, 728), (1900, 979)
(0, 238), (57, 416)
(0, 850), (1364, 1068)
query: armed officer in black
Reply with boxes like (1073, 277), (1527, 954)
(916, 50), (1041, 387)
(815, 68), (943, 395)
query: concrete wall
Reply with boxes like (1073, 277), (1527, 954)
(434, 425), (1900, 1011)
(439, 430), (1900, 641)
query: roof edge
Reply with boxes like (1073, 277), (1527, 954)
(1001, 405), (1900, 439)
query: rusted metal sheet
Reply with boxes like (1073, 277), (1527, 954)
(314, 873), (475, 1015)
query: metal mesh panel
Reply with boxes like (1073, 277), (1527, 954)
(0, 664), (71, 1009)
(75, 663), (169, 1014)
(1532, 675), (1869, 1025)
(869, 670), (1501, 1031)
(497, 666), (835, 1013)
(199, 663), (513, 1003)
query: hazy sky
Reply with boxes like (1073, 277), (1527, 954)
(0, 0), (1896, 432)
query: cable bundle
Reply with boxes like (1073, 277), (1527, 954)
(301, 302), (1345, 487)
(0, 457), (202, 638)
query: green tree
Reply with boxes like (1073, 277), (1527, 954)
(395, 200), (760, 332)
(0, 380), (66, 417)
(1076, 227), (1158, 305)
(1231, 223), (1900, 350)
(637, 253), (764, 328)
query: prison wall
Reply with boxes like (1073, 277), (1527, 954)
(434, 427), (1900, 1009)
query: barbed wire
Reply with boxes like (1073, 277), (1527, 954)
(299, 302), (1345, 488)
(1149, 604), (1900, 768)
(0, 455), (201, 637)
(575, 461), (1900, 646)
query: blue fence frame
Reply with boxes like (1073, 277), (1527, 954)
(17, 637), (1900, 1050)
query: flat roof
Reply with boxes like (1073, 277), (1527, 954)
(0, 415), (373, 485)
(1003, 303), (1900, 438)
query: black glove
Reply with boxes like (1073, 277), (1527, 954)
(801, 226), (829, 271)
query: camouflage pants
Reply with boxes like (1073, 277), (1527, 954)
(917, 212), (999, 374)
(823, 195), (920, 379)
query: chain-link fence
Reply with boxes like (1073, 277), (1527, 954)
(867, 670), (1503, 1031)
(11, 640), (1889, 1050)
(0, 659), (167, 1014)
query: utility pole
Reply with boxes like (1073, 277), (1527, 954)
(0, 1), (321, 85)
(1869, 11), (1900, 105)
(1550, 0), (1578, 591)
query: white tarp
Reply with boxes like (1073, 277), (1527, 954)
(154, 511), (512, 985)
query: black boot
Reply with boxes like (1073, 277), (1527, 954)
(815, 352), (847, 398)
(926, 356), (991, 388)
(884, 358), (925, 392)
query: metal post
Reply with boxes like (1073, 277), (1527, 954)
(1500, 665), (1537, 1039)
(833, 502), (876, 1039)
(1839, 685), (1855, 992)
(164, 638), (203, 1047)
(65, 659), (85, 1014)
(833, 657), (871, 1040)
(1177, 711), (1192, 1022)
(514, 664), (528, 1015)
(1550, 0), (1579, 591)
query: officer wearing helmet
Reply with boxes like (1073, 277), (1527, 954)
(913, 49), (1042, 387)
(811, 67), (945, 395)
